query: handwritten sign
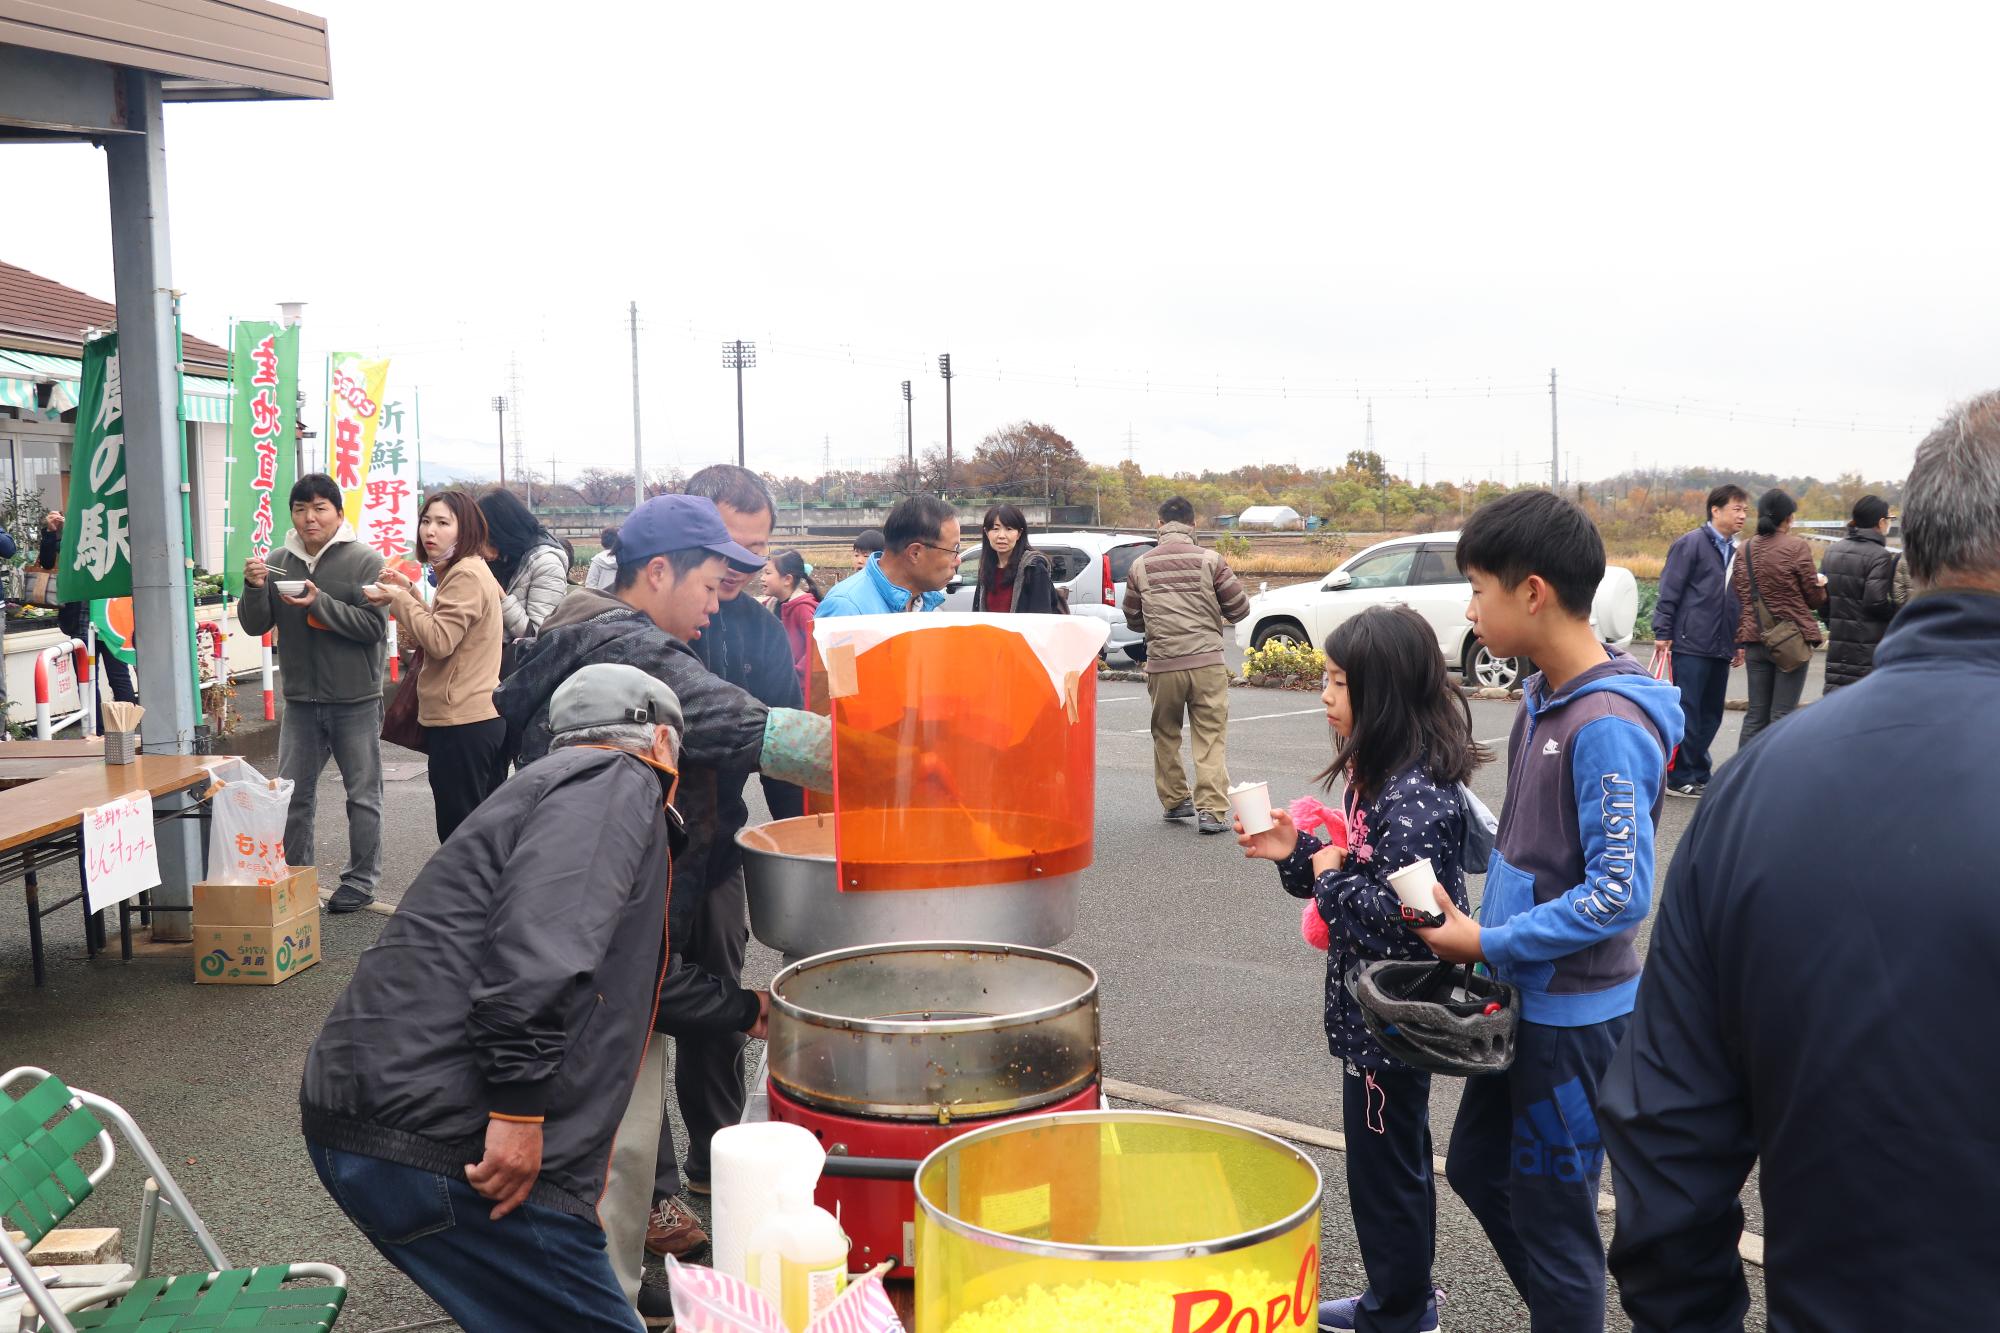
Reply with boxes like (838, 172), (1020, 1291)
(83, 793), (161, 913)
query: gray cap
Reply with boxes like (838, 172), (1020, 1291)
(549, 663), (684, 736)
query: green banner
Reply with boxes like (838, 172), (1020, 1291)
(56, 332), (132, 602)
(223, 321), (301, 598)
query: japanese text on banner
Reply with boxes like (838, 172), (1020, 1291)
(83, 792), (162, 914)
(224, 321), (301, 596)
(326, 353), (391, 528)
(56, 332), (132, 600)
(359, 388), (420, 564)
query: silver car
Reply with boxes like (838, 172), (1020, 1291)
(942, 530), (1154, 665)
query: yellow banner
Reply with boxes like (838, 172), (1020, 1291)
(326, 353), (392, 527)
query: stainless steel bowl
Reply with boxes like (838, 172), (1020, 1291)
(737, 814), (1079, 958)
(767, 941), (1100, 1121)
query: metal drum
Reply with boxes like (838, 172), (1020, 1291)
(766, 942), (1099, 1122)
(737, 814), (1079, 958)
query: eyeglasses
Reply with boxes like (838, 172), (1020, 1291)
(913, 541), (958, 555)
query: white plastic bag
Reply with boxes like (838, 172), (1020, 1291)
(205, 760), (295, 884)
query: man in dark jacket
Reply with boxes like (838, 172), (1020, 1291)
(1652, 483), (1749, 798)
(1818, 493), (1898, 690)
(1601, 394), (2000, 1331)
(238, 473), (388, 912)
(301, 664), (721, 1333)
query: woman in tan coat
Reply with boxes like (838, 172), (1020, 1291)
(366, 490), (506, 840)
(1730, 487), (1828, 748)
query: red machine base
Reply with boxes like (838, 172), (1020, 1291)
(766, 1079), (1101, 1275)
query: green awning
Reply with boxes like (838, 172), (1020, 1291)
(0, 348), (233, 424)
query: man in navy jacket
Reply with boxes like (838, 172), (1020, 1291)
(1601, 394), (2000, 1331)
(1651, 484), (1749, 796)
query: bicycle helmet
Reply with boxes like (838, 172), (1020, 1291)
(1346, 959), (1520, 1076)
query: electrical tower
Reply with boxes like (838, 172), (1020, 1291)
(508, 354), (528, 501)
(1124, 423), (1137, 463)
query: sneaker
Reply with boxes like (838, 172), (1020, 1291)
(1666, 780), (1705, 799)
(637, 1281), (676, 1329)
(1196, 811), (1230, 835)
(325, 884), (375, 914)
(1163, 800), (1195, 821)
(1318, 1287), (1444, 1332)
(645, 1196), (709, 1258)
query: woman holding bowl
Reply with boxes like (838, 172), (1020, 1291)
(366, 490), (506, 840)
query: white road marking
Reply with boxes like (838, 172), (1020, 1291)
(1112, 705), (1327, 735)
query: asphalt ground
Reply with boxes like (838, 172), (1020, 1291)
(0, 653), (1825, 1330)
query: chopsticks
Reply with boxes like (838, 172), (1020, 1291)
(103, 701), (145, 733)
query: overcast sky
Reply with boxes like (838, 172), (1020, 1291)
(11, 1), (1992, 487)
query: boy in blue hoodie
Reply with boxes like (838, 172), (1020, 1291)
(1409, 490), (1682, 1331)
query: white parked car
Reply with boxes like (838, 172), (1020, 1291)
(941, 530), (1155, 664)
(1233, 531), (1639, 689)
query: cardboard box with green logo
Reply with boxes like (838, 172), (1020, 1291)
(192, 866), (320, 986)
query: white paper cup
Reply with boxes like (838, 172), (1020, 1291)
(1227, 780), (1274, 835)
(1386, 858), (1441, 918)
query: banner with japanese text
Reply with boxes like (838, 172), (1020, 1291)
(56, 332), (133, 601)
(326, 352), (391, 527)
(223, 321), (300, 597)
(358, 386), (421, 569)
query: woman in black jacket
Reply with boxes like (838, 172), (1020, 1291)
(971, 504), (1063, 614)
(1819, 494), (1899, 691)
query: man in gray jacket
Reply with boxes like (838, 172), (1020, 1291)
(1122, 496), (1250, 834)
(302, 664), (727, 1333)
(239, 473), (387, 913)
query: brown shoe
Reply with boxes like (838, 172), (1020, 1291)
(646, 1195), (709, 1258)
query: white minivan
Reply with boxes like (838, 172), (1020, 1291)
(1233, 532), (1639, 689)
(941, 531), (1155, 664)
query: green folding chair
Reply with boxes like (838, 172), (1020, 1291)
(0, 1066), (345, 1332)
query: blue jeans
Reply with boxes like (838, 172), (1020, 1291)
(307, 1142), (642, 1332)
(1444, 1017), (1627, 1333)
(1343, 1063), (1437, 1333)
(277, 699), (384, 895)
(1668, 651), (1731, 785)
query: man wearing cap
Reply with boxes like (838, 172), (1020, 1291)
(494, 492), (833, 1312)
(302, 664), (729, 1333)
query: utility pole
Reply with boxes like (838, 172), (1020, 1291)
(1549, 367), (1559, 489)
(491, 395), (508, 487)
(938, 353), (955, 497)
(629, 301), (642, 506)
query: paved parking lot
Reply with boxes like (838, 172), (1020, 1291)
(1, 653), (1823, 1330)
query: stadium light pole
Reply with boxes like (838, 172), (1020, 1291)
(938, 353), (954, 497)
(491, 395), (508, 487)
(722, 340), (757, 466)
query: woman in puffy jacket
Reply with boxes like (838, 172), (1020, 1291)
(478, 488), (571, 639)
(1819, 494), (1898, 691)
(1730, 488), (1827, 746)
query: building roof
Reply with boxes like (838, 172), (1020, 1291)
(1238, 504), (1302, 524)
(0, 1), (331, 102)
(0, 259), (228, 371)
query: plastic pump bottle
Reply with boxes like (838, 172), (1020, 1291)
(744, 1182), (849, 1331)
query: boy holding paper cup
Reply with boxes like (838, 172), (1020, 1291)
(1235, 604), (1488, 1333)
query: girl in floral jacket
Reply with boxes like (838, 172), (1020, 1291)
(1237, 605), (1488, 1333)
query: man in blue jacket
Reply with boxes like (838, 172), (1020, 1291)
(1600, 395), (2000, 1331)
(1652, 483), (1749, 798)
(816, 494), (957, 617)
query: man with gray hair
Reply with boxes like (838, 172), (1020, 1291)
(301, 663), (761, 1333)
(1600, 394), (2000, 1330)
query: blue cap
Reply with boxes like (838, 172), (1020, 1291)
(617, 495), (763, 572)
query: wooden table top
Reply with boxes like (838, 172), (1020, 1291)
(0, 739), (106, 758)
(0, 755), (227, 856)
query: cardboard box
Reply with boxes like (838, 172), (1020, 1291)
(194, 907), (319, 986)
(192, 866), (317, 927)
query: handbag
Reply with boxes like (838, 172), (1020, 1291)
(1744, 539), (1813, 672)
(381, 647), (429, 753)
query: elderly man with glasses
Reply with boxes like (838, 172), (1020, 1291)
(816, 494), (959, 617)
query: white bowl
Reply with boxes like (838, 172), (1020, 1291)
(274, 580), (307, 597)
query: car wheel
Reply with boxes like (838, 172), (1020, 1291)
(1251, 619), (1309, 650)
(1465, 642), (1524, 690)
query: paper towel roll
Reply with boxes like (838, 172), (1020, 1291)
(711, 1121), (827, 1282)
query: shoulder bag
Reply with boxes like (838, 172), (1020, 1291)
(1744, 539), (1812, 672)
(381, 646), (429, 753)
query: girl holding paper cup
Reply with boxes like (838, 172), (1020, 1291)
(1234, 605), (1488, 1332)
